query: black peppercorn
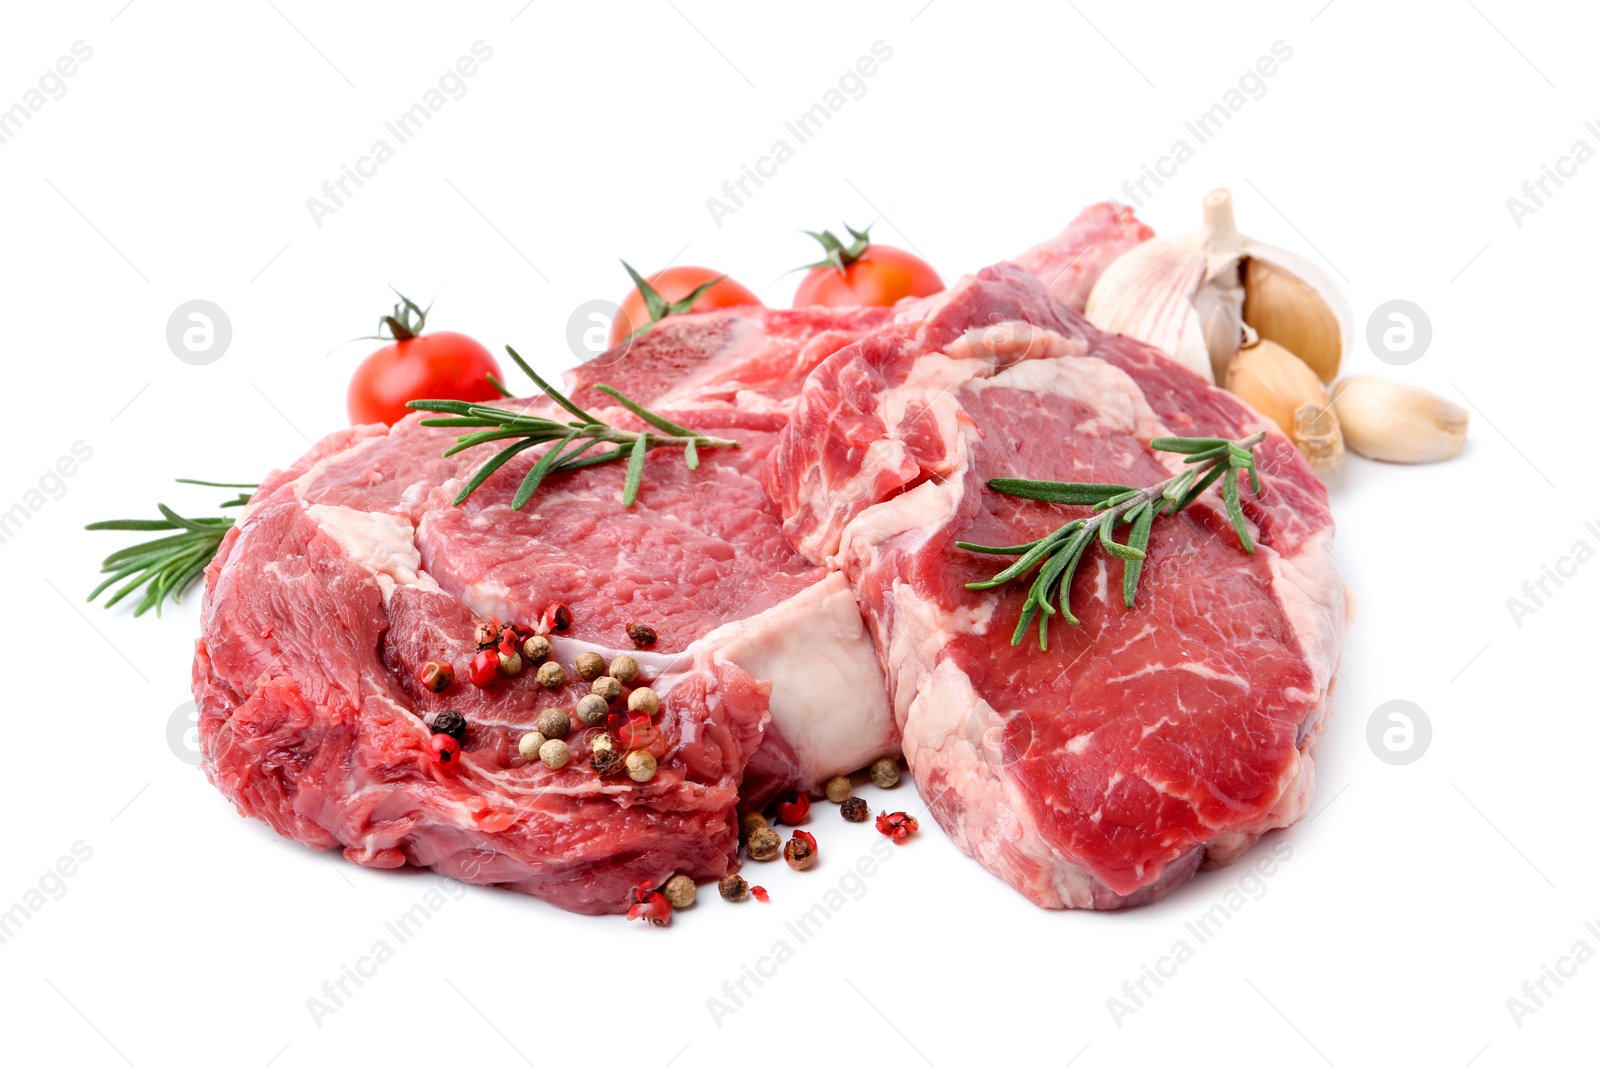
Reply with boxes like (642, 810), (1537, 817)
(591, 748), (626, 776)
(427, 710), (468, 743)
(841, 797), (869, 822)
(626, 623), (658, 649)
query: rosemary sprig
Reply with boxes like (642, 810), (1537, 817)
(958, 432), (1266, 649)
(86, 480), (256, 617)
(408, 345), (739, 509)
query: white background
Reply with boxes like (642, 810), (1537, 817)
(0, 2), (1593, 1064)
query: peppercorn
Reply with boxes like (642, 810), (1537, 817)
(591, 732), (615, 754)
(840, 797), (869, 822)
(775, 790), (811, 825)
(740, 811), (768, 840)
(521, 635), (552, 664)
(517, 731), (546, 762)
(419, 661), (455, 694)
(427, 710), (467, 743)
(625, 749), (657, 783)
(590, 675), (623, 703)
(824, 775), (852, 803)
(628, 686), (660, 717)
(617, 713), (659, 752)
(627, 889), (671, 926)
(576, 694), (610, 726)
(663, 874), (696, 909)
(591, 747), (625, 776)
(718, 872), (748, 902)
(498, 650), (524, 676)
(746, 826), (781, 862)
(626, 623), (657, 649)
(574, 651), (606, 681)
(468, 649), (499, 688)
(875, 810), (919, 842)
(534, 707), (571, 740)
(428, 733), (461, 767)
(870, 757), (900, 789)
(473, 618), (502, 650)
(544, 602), (573, 632)
(536, 661), (566, 690)
(609, 654), (640, 684)
(784, 830), (818, 870)
(539, 738), (571, 770)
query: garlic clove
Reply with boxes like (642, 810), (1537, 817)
(1242, 256), (1345, 384)
(1083, 235), (1216, 382)
(1224, 339), (1344, 475)
(1330, 376), (1468, 464)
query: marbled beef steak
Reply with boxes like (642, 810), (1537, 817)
(768, 264), (1345, 908)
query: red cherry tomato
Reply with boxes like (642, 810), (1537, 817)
(611, 264), (762, 345)
(790, 225), (943, 308)
(347, 294), (502, 427)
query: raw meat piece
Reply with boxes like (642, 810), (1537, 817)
(768, 263), (1344, 908)
(195, 334), (892, 915)
(1011, 201), (1153, 312)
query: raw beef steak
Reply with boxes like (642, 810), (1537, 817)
(194, 309), (895, 914)
(769, 264), (1345, 908)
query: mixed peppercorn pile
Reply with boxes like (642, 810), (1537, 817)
(410, 601), (919, 925)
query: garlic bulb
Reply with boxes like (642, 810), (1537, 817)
(1225, 339), (1343, 475)
(1331, 376), (1468, 463)
(1085, 188), (1351, 385)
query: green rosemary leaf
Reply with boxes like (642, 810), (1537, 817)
(486, 372), (513, 398)
(503, 345), (598, 425)
(1170, 463), (1226, 513)
(969, 432), (1267, 649)
(1221, 468), (1255, 554)
(592, 384), (700, 438)
(85, 519), (181, 532)
(451, 437), (543, 505)
(413, 348), (738, 510)
(1150, 436), (1226, 454)
(174, 479), (256, 489)
(1122, 503), (1156, 607)
(512, 433), (580, 510)
(622, 431), (648, 507)
(986, 479), (1138, 506)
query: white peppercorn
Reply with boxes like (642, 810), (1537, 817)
(536, 661), (566, 690)
(576, 693), (610, 726)
(825, 776), (852, 803)
(521, 635), (552, 664)
(517, 731), (546, 762)
(590, 675), (623, 703)
(609, 654), (640, 684)
(628, 686), (660, 717)
(870, 757), (900, 789)
(535, 707), (571, 740)
(538, 738), (571, 770)
(498, 650), (523, 676)
(663, 873), (696, 909)
(574, 651), (606, 681)
(746, 826), (781, 861)
(625, 749), (657, 782)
